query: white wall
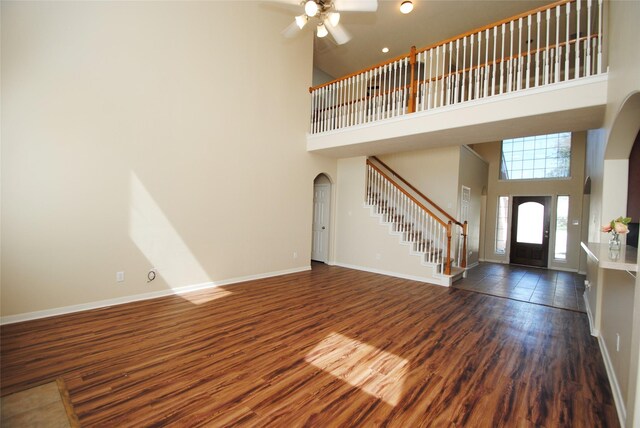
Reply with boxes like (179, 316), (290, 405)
(1, 1), (337, 317)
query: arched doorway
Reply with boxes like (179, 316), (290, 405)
(312, 174), (331, 263)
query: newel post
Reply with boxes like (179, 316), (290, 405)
(408, 46), (417, 113)
(461, 221), (468, 269)
(445, 221), (452, 275)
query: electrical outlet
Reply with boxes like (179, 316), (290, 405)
(616, 333), (620, 352)
(293, 252), (298, 259)
(376, 253), (381, 260)
(116, 271), (125, 283)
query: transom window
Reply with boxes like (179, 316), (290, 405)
(500, 132), (571, 180)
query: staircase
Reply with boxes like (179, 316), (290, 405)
(366, 158), (466, 285)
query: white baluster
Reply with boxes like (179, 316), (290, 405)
(337, 80), (343, 129)
(322, 85), (328, 132)
(441, 43), (447, 106)
(586, 0), (592, 76)
(427, 49), (434, 109)
(491, 26), (497, 96)
(597, 0), (603, 74)
(575, 0), (581, 79)
(508, 20), (514, 92)
(454, 39), (460, 103)
(462, 37), (467, 101)
(517, 18), (523, 91)
(565, 2), (571, 81)
(583, 39), (588, 77)
(484, 29), (490, 97)
(500, 24), (505, 94)
(545, 8), (550, 85)
(469, 34), (475, 100)
(526, 15), (531, 89)
(535, 11), (541, 87)
(475, 31), (481, 99)
(555, 5), (560, 84)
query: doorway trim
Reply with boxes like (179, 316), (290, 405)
(312, 173), (333, 264)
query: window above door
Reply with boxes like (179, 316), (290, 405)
(500, 132), (571, 180)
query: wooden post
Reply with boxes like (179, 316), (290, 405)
(461, 221), (468, 268)
(408, 46), (417, 113)
(445, 221), (452, 275)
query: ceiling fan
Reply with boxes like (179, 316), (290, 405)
(281, 0), (378, 45)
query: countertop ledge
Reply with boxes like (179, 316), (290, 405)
(581, 241), (638, 272)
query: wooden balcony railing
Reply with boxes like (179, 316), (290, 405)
(309, 0), (604, 134)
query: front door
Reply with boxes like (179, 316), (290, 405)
(312, 184), (330, 262)
(510, 196), (551, 267)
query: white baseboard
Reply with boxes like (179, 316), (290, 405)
(333, 262), (449, 287)
(466, 262), (479, 269)
(0, 266), (311, 325)
(583, 292), (599, 337)
(597, 334), (627, 427)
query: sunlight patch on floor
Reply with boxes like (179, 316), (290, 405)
(305, 332), (408, 406)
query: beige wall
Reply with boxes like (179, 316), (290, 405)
(458, 146), (488, 267)
(378, 146), (460, 213)
(334, 157), (443, 282)
(1, 1), (337, 317)
(583, 1), (640, 426)
(472, 132), (586, 271)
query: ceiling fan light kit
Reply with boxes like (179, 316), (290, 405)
(304, 0), (319, 17)
(295, 14), (308, 29)
(317, 23), (329, 37)
(400, 1), (413, 14)
(282, 0), (378, 45)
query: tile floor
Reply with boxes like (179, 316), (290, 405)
(0, 382), (70, 427)
(454, 262), (587, 312)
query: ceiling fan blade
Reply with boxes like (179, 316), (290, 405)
(332, 0), (378, 12)
(282, 20), (302, 38)
(325, 20), (352, 45)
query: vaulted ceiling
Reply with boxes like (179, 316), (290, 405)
(313, 0), (551, 79)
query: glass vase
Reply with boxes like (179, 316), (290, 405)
(609, 233), (621, 251)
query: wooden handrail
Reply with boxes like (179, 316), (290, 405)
(371, 156), (463, 228)
(366, 160), (448, 228)
(309, 0), (576, 93)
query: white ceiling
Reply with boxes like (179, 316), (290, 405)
(313, 0), (551, 79)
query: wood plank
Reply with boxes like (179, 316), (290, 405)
(1, 264), (618, 427)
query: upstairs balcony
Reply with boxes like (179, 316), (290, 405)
(307, 0), (607, 157)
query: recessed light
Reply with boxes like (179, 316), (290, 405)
(400, 1), (413, 14)
(382, 47), (390, 53)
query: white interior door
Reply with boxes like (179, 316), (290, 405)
(312, 184), (330, 262)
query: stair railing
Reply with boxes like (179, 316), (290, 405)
(370, 156), (467, 270)
(366, 159), (453, 275)
(309, 0), (604, 134)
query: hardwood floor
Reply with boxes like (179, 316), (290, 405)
(1, 264), (618, 426)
